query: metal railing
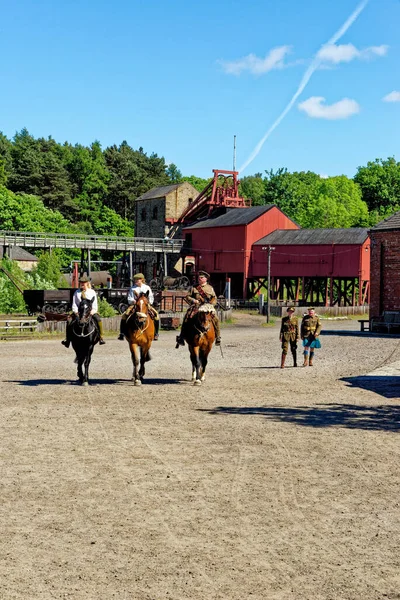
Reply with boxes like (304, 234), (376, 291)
(0, 230), (184, 253)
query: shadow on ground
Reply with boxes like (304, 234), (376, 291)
(321, 330), (400, 338)
(198, 403), (400, 431)
(5, 377), (185, 386)
(341, 375), (400, 399)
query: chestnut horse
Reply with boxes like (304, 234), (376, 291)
(123, 291), (154, 385)
(184, 303), (216, 385)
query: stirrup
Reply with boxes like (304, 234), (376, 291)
(215, 337), (221, 346)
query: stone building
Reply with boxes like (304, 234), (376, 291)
(1, 246), (38, 272)
(369, 211), (400, 317)
(134, 182), (199, 279)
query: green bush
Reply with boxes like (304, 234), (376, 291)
(97, 297), (117, 317)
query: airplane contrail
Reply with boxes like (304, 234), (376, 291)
(238, 0), (369, 175)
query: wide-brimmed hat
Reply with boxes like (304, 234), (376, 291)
(198, 270), (210, 279)
(133, 273), (145, 280)
(79, 275), (91, 283)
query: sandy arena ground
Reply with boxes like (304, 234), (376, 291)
(1, 314), (399, 600)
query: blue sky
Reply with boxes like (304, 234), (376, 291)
(0, 0), (398, 179)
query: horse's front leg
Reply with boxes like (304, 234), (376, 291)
(82, 347), (93, 386)
(130, 343), (141, 386)
(75, 352), (84, 384)
(139, 344), (151, 382)
(189, 346), (202, 385)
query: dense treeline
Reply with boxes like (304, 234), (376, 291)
(238, 158), (400, 228)
(0, 129), (180, 235)
(0, 129), (399, 235)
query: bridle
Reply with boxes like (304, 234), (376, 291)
(73, 300), (96, 338)
(127, 294), (151, 336)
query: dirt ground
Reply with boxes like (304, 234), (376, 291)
(1, 313), (399, 600)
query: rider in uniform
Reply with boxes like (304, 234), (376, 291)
(175, 270), (221, 348)
(279, 306), (299, 368)
(61, 275), (105, 347)
(118, 273), (160, 341)
(300, 307), (322, 366)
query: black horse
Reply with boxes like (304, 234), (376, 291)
(70, 298), (99, 385)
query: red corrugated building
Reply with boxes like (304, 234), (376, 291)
(183, 205), (299, 297)
(251, 228), (370, 306)
(369, 211), (400, 317)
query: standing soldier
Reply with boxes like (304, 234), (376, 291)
(301, 307), (322, 366)
(175, 270), (221, 347)
(279, 306), (299, 368)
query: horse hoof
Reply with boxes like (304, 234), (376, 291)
(82, 381), (89, 387)
(134, 380), (142, 386)
(193, 380), (201, 386)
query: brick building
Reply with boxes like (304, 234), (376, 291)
(369, 211), (400, 318)
(134, 182), (199, 279)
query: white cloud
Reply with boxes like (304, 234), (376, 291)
(298, 96), (360, 120)
(383, 91), (400, 103)
(317, 43), (388, 64)
(219, 45), (291, 75)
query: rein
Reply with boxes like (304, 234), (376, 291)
(73, 318), (95, 338)
(127, 297), (151, 337)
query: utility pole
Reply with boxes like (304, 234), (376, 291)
(233, 135), (236, 171)
(264, 245), (275, 323)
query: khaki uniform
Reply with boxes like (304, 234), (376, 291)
(184, 283), (217, 307)
(301, 314), (322, 345)
(301, 313), (322, 366)
(180, 283), (221, 341)
(280, 315), (299, 354)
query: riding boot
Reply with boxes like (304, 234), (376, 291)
(292, 350), (297, 367)
(97, 319), (106, 345)
(118, 314), (127, 340)
(309, 351), (314, 366)
(281, 353), (286, 368)
(303, 351), (309, 367)
(154, 318), (159, 341)
(212, 314), (221, 346)
(61, 319), (72, 348)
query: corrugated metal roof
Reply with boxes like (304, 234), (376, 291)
(370, 210), (400, 232)
(254, 228), (369, 246)
(8, 247), (38, 261)
(184, 205), (275, 229)
(136, 184), (182, 202)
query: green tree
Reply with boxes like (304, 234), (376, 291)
(180, 175), (211, 192)
(239, 174), (265, 205)
(0, 187), (78, 233)
(264, 169), (369, 228)
(8, 129), (41, 195)
(166, 163), (182, 183)
(354, 157), (400, 220)
(0, 257), (27, 313)
(31, 251), (65, 288)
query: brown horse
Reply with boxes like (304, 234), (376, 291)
(184, 303), (216, 385)
(123, 292), (154, 385)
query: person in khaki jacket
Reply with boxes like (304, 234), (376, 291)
(279, 306), (299, 368)
(175, 270), (221, 347)
(300, 307), (322, 366)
